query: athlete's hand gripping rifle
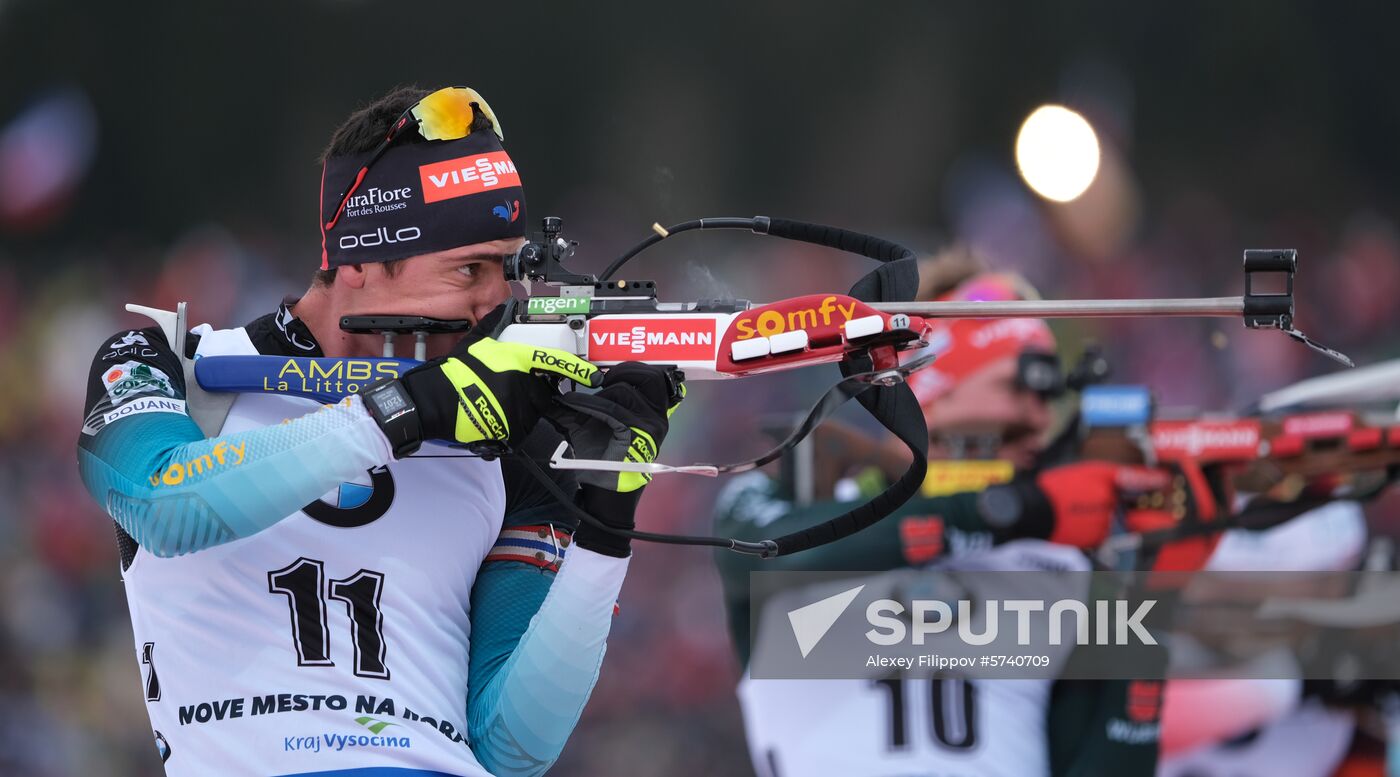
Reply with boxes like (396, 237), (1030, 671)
(182, 215), (1350, 557)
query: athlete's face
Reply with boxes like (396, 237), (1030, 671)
(923, 354), (1052, 470)
(347, 238), (523, 358)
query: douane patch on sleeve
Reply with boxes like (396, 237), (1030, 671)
(486, 524), (573, 572)
(103, 397), (187, 426)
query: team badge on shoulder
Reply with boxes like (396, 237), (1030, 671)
(103, 360), (177, 404)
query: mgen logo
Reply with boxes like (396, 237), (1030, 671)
(419, 152), (521, 203)
(587, 319), (716, 361)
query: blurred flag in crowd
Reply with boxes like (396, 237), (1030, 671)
(0, 87), (97, 233)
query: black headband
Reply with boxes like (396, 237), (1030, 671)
(319, 130), (527, 270)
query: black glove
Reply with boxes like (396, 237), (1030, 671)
(392, 304), (601, 453)
(548, 362), (685, 557)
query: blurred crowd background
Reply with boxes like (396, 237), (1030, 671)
(1, 1), (1397, 775)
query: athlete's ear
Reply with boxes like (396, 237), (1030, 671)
(338, 263), (368, 290)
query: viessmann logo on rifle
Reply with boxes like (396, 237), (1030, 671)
(1151, 420), (1262, 460)
(587, 318), (717, 361)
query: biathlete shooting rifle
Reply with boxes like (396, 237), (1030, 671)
(144, 216), (1350, 558)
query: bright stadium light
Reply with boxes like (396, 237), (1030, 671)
(1015, 104), (1101, 202)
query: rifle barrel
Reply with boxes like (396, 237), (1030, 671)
(869, 296), (1244, 319)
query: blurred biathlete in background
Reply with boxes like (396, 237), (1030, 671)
(1155, 501), (1372, 777)
(715, 251), (1189, 777)
(76, 85), (680, 776)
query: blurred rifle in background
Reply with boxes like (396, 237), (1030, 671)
(778, 353), (1400, 557)
(1083, 359), (1400, 558)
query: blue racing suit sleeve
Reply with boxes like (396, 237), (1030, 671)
(466, 547), (627, 776)
(76, 327), (393, 557)
(465, 434), (626, 776)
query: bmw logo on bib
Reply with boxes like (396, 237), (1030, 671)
(303, 465), (395, 527)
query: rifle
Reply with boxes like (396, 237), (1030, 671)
(136, 215), (1349, 557)
(1079, 363), (1400, 561)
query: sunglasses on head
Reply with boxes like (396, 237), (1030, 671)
(324, 86), (504, 231)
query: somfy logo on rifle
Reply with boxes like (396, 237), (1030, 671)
(732, 295), (861, 340)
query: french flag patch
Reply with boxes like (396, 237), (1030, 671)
(486, 525), (571, 572)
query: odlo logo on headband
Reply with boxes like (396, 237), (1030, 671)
(340, 227), (422, 250)
(419, 151), (521, 203)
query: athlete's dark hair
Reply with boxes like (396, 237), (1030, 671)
(313, 85), (496, 287)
